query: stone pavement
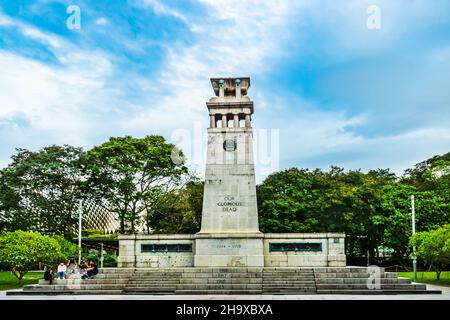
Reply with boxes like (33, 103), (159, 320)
(1, 283), (449, 300)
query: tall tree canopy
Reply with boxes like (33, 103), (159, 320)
(0, 145), (84, 238)
(0, 231), (67, 280)
(82, 135), (188, 234)
(410, 224), (450, 280)
(147, 179), (203, 234)
(257, 158), (450, 260)
(257, 167), (393, 258)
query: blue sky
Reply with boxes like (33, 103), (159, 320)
(1, 0), (450, 182)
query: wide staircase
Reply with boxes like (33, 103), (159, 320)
(313, 267), (435, 294)
(8, 267), (441, 295)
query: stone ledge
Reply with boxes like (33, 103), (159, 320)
(195, 232), (264, 239)
(119, 234), (195, 240)
(264, 233), (345, 239)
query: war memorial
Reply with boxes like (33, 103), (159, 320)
(8, 77), (439, 295)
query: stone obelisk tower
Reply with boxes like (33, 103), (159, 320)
(194, 77), (264, 267)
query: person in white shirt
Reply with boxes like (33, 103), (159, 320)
(57, 262), (67, 279)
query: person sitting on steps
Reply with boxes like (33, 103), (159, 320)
(43, 266), (54, 285)
(81, 260), (98, 279)
(79, 256), (88, 271)
(66, 256), (77, 275)
(56, 262), (67, 280)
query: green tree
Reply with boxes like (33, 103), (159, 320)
(0, 146), (85, 238)
(379, 183), (450, 258)
(0, 231), (63, 280)
(52, 235), (79, 258)
(410, 225), (450, 280)
(257, 167), (393, 259)
(403, 153), (450, 200)
(147, 179), (203, 234)
(82, 135), (188, 234)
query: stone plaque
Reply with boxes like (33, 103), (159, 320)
(217, 195), (242, 212)
(223, 139), (236, 152)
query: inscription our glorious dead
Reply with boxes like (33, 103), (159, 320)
(217, 195), (242, 212)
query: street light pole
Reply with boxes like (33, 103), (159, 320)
(411, 195), (417, 282)
(78, 202), (83, 265)
(100, 242), (104, 269)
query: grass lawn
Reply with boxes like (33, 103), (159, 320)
(397, 271), (450, 287)
(0, 271), (44, 291)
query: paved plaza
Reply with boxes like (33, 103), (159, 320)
(1, 284), (448, 300)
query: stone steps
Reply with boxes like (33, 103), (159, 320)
(92, 274), (131, 279)
(263, 275), (315, 280)
(8, 290), (123, 295)
(7, 267), (442, 295)
(24, 284), (126, 291)
(314, 273), (395, 278)
(127, 280), (180, 284)
(178, 278), (263, 284)
(315, 278), (411, 284)
(39, 279), (129, 285)
(176, 284), (262, 290)
(261, 268), (316, 294)
(180, 274), (262, 278)
(263, 282), (316, 286)
(316, 290), (441, 295)
(263, 285), (316, 290)
(263, 290), (317, 294)
(175, 290), (263, 295)
(123, 287), (176, 292)
(315, 267), (382, 272)
(316, 284), (427, 290)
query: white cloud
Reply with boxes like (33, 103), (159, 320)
(1, 0), (449, 180)
(138, 0), (189, 24)
(0, 50), (112, 143)
(123, 0), (450, 179)
(120, 0), (315, 179)
(0, 12), (14, 26)
(95, 17), (109, 26)
(0, 11), (62, 48)
(0, 13), (119, 167)
(331, 128), (450, 174)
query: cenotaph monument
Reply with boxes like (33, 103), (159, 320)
(194, 77), (264, 267)
(118, 77), (346, 268)
(13, 77), (438, 296)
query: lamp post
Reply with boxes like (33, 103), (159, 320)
(77, 202), (83, 265)
(100, 242), (104, 268)
(411, 195), (417, 282)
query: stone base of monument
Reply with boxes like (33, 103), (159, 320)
(194, 232), (264, 267)
(9, 267), (441, 295)
(117, 233), (347, 268)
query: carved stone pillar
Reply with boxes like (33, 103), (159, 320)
(235, 78), (241, 99)
(245, 114), (251, 128)
(233, 114), (239, 128)
(222, 114), (228, 128)
(210, 115), (216, 128)
(219, 79), (225, 100)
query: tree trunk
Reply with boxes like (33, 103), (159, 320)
(436, 265), (441, 281)
(120, 218), (125, 234)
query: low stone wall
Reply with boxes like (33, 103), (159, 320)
(118, 232), (346, 268)
(263, 233), (346, 267)
(118, 234), (195, 268)
(194, 232), (264, 267)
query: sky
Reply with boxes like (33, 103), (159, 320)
(0, 0), (450, 182)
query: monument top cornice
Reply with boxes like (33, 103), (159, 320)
(210, 77), (250, 97)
